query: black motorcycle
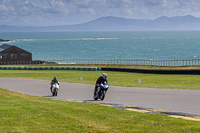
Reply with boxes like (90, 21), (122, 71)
(93, 81), (109, 101)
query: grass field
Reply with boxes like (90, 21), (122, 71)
(0, 88), (200, 133)
(0, 67), (200, 132)
(0, 69), (200, 90)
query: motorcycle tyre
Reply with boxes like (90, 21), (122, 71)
(93, 89), (98, 100)
(93, 94), (98, 100)
(100, 91), (105, 101)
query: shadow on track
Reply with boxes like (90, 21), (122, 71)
(44, 95), (54, 98)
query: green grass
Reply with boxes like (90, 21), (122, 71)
(0, 88), (200, 133)
(0, 70), (200, 90)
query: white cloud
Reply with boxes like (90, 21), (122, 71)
(0, 4), (8, 13)
(123, 8), (134, 16)
(88, 8), (96, 15)
(1, 0), (200, 26)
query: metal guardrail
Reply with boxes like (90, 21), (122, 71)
(0, 59), (200, 66)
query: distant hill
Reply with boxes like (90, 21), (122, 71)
(1, 15), (200, 32)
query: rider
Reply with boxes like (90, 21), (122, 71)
(50, 76), (59, 92)
(94, 73), (108, 95)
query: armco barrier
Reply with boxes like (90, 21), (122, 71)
(0, 67), (100, 71)
(101, 67), (200, 75)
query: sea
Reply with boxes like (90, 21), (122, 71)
(0, 31), (200, 61)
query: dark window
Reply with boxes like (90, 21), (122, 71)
(21, 54), (28, 59)
(0, 54), (7, 59)
(11, 54), (17, 59)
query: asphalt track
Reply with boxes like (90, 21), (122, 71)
(0, 78), (200, 116)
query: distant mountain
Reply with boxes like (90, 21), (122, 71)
(1, 15), (200, 32)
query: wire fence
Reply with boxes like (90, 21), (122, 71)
(0, 59), (200, 66)
(54, 59), (200, 66)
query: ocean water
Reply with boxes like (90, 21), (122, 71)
(0, 31), (200, 61)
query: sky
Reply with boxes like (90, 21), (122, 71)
(1, 0), (200, 26)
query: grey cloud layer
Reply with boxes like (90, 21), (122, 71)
(1, 0), (200, 26)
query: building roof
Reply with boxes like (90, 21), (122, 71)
(0, 44), (32, 55)
(0, 44), (13, 52)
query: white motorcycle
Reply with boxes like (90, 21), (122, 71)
(51, 83), (59, 96)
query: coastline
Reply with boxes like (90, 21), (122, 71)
(0, 39), (11, 42)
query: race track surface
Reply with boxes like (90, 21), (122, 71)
(0, 78), (200, 116)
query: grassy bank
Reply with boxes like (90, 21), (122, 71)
(0, 69), (200, 90)
(0, 88), (200, 133)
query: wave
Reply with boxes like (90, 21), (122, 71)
(16, 39), (47, 41)
(15, 38), (119, 42)
(57, 38), (119, 41)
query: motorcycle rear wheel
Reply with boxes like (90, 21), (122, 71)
(100, 91), (105, 101)
(93, 94), (98, 100)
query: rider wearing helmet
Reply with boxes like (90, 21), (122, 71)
(94, 73), (108, 94)
(50, 76), (59, 92)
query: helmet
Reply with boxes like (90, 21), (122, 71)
(54, 76), (57, 80)
(102, 73), (107, 79)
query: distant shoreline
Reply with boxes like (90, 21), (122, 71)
(0, 39), (11, 42)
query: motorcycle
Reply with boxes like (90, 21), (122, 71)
(93, 81), (109, 101)
(51, 83), (59, 96)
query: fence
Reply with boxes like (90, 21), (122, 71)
(47, 59), (200, 66)
(0, 59), (200, 66)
